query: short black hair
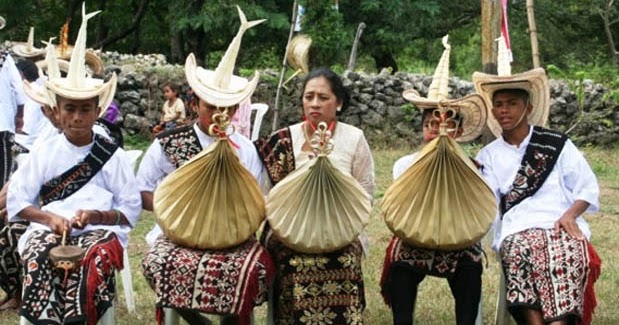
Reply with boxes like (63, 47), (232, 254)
(492, 88), (530, 104)
(16, 60), (39, 82)
(300, 67), (350, 115)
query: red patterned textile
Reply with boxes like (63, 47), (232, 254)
(20, 229), (123, 325)
(142, 236), (274, 325)
(500, 228), (600, 323)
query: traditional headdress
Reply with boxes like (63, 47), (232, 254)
(472, 36), (549, 137)
(382, 35), (496, 250)
(12, 27), (46, 58)
(265, 122), (371, 253)
(185, 6), (265, 108)
(154, 7), (267, 250)
(23, 38), (62, 107)
(402, 35), (487, 142)
(25, 4), (116, 115)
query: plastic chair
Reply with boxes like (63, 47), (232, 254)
(117, 149), (143, 314)
(250, 103), (269, 141)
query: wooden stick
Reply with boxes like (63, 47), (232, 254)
(61, 229), (67, 246)
(346, 22), (366, 72)
(272, 0), (299, 132)
(526, 0), (540, 68)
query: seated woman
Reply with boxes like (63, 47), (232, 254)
(139, 7), (273, 325)
(255, 68), (375, 324)
(6, 5), (142, 324)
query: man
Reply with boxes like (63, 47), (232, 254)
(139, 7), (273, 325)
(7, 5), (141, 324)
(0, 16), (26, 187)
(381, 35), (495, 325)
(474, 67), (601, 325)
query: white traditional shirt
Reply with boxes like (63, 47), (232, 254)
(393, 152), (419, 180)
(137, 122), (264, 246)
(7, 133), (142, 254)
(289, 121), (375, 253)
(22, 78), (48, 141)
(289, 122), (375, 196)
(476, 126), (600, 251)
(0, 53), (26, 132)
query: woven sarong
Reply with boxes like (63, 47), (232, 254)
(264, 230), (366, 325)
(500, 228), (600, 323)
(0, 220), (28, 299)
(20, 229), (123, 325)
(380, 236), (482, 305)
(142, 236), (274, 325)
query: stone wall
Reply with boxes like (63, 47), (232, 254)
(103, 53), (619, 147)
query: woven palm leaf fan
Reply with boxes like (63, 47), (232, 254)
(266, 122), (371, 253)
(381, 107), (496, 250)
(154, 108), (265, 250)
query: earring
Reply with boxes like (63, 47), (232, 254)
(336, 106), (342, 112)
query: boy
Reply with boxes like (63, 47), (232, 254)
(7, 5), (141, 324)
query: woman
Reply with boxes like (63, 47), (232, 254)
(256, 68), (375, 324)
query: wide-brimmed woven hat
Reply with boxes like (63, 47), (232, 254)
(0, 15), (5, 30)
(26, 4), (116, 115)
(12, 27), (46, 58)
(472, 36), (549, 137)
(402, 35), (488, 142)
(185, 6), (265, 108)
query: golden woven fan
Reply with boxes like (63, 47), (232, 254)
(154, 109), (265, 250)
(266, 122), (371, 253)
(381, 109), (496, 250)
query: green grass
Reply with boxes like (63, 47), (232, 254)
(1, 144), (618, 324)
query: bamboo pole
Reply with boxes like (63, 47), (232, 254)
(526, 0), (540, 68)
(272, 1), (299, 132)
(481, 0), (501, 74)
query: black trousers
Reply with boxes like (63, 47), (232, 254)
(388, 260), (482, 325)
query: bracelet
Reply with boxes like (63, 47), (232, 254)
(95, 210), (104, 224)
(114, 209), (121, 225)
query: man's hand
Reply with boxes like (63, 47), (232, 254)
(71, 209), (100, 229)
(554, 212), (585, 240)
(47, 213), (70, 235)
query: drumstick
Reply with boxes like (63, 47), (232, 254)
(61, 229), (66, 246)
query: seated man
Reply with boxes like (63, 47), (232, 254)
(7, 5), (142, 324)
(139, 7), (273, 325)
(474, 67), (601, 325)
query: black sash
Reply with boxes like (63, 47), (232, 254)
(254, 127), (296, 186)
(500, 126), (568, 216)
(156, 123), (202, 168)
(39, 134), (119, 206)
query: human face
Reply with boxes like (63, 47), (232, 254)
(421, 110), (462, 142)
(162, 86), (177, 100)
(491, 91), (531, 132)
(55, 96), (100, 146)
(195, 98), (238, 134)
(302, 76), (340, 126)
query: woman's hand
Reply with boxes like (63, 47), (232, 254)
(71, 209), (101, 229)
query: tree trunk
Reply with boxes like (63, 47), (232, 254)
(170, 30), (184, 64)
(526, 0), (540, 68)
(601, 0), (619, 65)
(93, 0), (150, 50)
(480, 0), (501, 74)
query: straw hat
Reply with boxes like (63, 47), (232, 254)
(24, 4), (116, 115)
(185, 6), (265, 108)
(472, 36), (549, 137)
(0, 15), (5, 30)
(12, 27), (46, 58)
(23, 38), (62, 107)
(402, 35), (487, 142)
(287, 34), (312, 74)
